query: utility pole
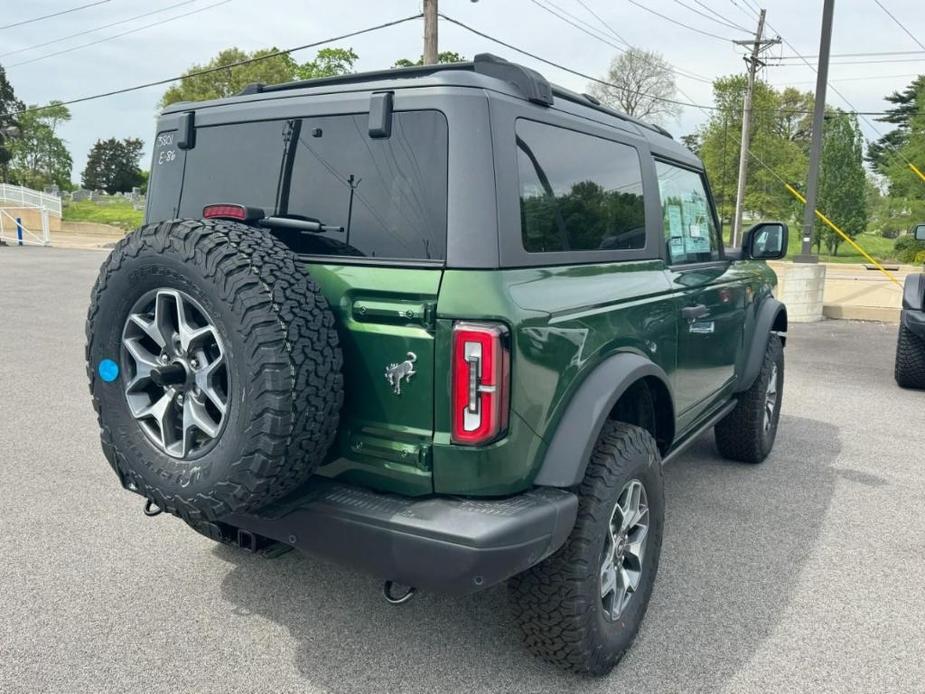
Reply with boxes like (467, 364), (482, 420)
(731, 9), (779, 247)
(795, 0), (835, 263)
(423, 0), (438, 65)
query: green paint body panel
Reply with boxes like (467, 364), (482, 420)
(304, 257), (777, 499)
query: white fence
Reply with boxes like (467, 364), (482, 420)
(0, 183), (62, 216)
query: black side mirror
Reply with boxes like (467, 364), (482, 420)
(743, 221), (788, 260)
(913, 223), (925, 241)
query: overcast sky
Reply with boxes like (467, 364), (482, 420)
(3, 0), (922, 183)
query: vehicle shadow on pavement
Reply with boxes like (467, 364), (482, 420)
(217, 414), (840, 693)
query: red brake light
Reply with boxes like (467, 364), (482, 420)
(202, 203), (265, 223)
(452, 322), (510, 445)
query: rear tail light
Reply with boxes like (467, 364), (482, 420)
(202, 203), (264, 222)
(451, 322), (510, 445)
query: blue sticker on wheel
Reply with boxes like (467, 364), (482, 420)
(98, 358), (119, 382)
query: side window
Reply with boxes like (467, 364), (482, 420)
(176, 111), (448, 261)
(655, 161), (720, 264)
(516, 119), (646, 253)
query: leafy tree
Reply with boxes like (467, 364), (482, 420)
(296, 47), (358, 79)
(867, 76), (925, 177)
(695, 76), (810, 237)
(81, 137), (145, 193)
(586, 48), (681, 124)
(160, 47), (358, 107)
(814, 111), (868, 255)
(393, 51), (465, 68)
(875, 80), (925, 239)
(6, 101), (72, 190)
(0, 63), (24, 181)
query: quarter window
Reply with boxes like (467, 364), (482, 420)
(516, 120), (646, 253)
(655, 161), (720, 264)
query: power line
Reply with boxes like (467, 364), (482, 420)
(0, 14), (423, 119)
(526, 0), (626, 53)
(727, 0), (759, 22)
(625, 0), (744, 42)
(777, 49), (925, 60)
(441, 13), (719, 110)
(439, 14), (895, 117)
(0, 0), (111, 31)
(672, 0), (751, 32)
(0, 0), (201, 60)
(692, 0), (751, 32)
(872, 0), (925, 52)
(8, 0), (232, 68)
(565, 0), (714, 83)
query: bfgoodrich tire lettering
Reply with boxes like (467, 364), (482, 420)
(508, 421), (665, 675)
(86, 219), (343, 522)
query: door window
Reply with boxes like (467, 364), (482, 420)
(655, 162), (720, 264)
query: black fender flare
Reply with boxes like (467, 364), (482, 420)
(901, 273), (925, 338)
(902, 273), (925, 311)
(533, 352), (674, 488)
(736, 297), (787, 393)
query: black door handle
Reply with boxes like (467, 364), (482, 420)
(681, 304), (709, 320)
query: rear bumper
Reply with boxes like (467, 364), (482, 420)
(902, 308), (925, 339)
(223, 481), (578, 595)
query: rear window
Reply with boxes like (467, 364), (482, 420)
(515, 119), (646, 253)
(176, 110), (448, 260)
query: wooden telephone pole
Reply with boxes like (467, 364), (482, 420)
(423, 0), (438, 65)
(731, 9), (779, 247)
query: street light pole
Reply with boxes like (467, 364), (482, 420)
(423, 0), (438, 65)
(795, 0), (836, 263)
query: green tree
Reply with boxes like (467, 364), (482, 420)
(296, 47), (358, 79)
(6, 101), (72, 190)
(393, 51), (465, 68)
(0, 63), (25, 181)
(878, 81), (925, 237)
(695, 76), (810, 238)
(160, 47), (358, 107)
(867, 75), (925, 177)
(81, 137), (145, 193)
(814, 111), (868, 255)
(586, 48), (681, 124)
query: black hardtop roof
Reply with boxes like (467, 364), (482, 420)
(161, 53), (690, 157)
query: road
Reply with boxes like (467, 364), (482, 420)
(1, 247), (923, 693)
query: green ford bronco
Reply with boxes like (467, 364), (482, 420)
(86, 55), (788, 674)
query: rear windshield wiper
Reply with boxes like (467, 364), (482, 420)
(258, 214), (344, 234)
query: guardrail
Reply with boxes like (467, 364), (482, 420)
(0, 183), (62, 217)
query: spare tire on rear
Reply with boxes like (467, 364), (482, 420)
(86, 218), (343, 522)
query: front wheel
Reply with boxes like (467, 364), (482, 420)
(715, 334), (784, 463)
(894, 323), (925, 389)
(508, 422), (665, 675)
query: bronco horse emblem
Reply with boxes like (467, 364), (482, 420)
(385, 352), (417, 395)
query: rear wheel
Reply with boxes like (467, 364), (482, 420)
(894, 324), (925, 389)
(715, 334), (783, 464)
(508, 422), (664, 675)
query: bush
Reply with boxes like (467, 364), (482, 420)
(914, 251), (925, 265)
(893, 235), (925, 263)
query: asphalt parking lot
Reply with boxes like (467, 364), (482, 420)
(2, 247), (924, 693)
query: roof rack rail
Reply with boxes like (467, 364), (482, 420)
(233, 53), (553, 105)
(551, 86), (674, 139)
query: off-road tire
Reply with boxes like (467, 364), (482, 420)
(715, 334), (783, 463)
(86, 218), (343, 522)
(508, 422), (665, 676)
(894, 324), (925, 389)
